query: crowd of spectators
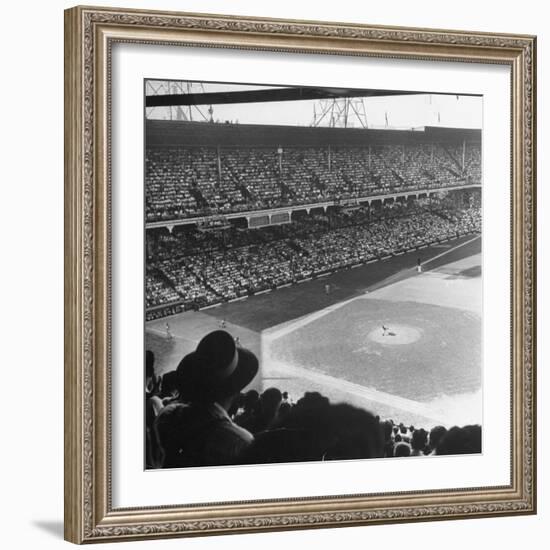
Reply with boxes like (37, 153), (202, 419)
(146, 331), (482, 469)
(146, 143), (481, 221)
(145, 195), (481, 314)
(146, 271), (180, 309)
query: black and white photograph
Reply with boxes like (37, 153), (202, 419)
(144, 79), (483, 470)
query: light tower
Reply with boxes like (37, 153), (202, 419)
(145, 80), (214, 121)
(312, 97), (368, 128)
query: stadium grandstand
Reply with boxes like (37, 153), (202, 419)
(145, 118), (481, 318)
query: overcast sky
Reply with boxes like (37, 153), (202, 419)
(145, 80), (482, 130)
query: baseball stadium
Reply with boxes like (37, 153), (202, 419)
(144, 82), (482, 467)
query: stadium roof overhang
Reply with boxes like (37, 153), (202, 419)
(145, 86), (480, 108)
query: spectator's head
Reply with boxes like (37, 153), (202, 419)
(429, 425), (448, 450)
(411, 428), (428, 451)
(394, 434), (402, 443)
(321, 404), (384, 461)
(244, 387), (284, 432)
(277, 392), (330, 439)
(243, 389), (260, 412)
(261, 387), (282, 405)
(260, 387), (283, 416)
(176, 330), (259, 407)
(295, 391), (330, 412)
(381, 420), (394, 442)
(436, 425), (481, 455)
(394, 442), (411, 457)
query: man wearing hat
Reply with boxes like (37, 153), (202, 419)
(154, 330), (259, 468)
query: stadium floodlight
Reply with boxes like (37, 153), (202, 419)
(312, 97), (369, 128)
(145, 80), (215, 121)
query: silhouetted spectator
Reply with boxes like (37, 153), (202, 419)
(394, 442), (412, 457)
(154, 330), (259, 467)
(428, 425), (448, 454)
(411, 428), (428, 456)
(436, 425), (481, 455)
(243, 401), (383, 464)
(247, 387), (283, 433)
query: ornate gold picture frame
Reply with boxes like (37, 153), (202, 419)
(64, 5), (536, 544)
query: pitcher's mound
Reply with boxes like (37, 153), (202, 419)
(368, 324), (422, 345)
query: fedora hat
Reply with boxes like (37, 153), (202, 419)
(176, 330), (258, 402)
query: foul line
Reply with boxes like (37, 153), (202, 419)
(421, 234), (481, 268)
(263, 296), (358, 340)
